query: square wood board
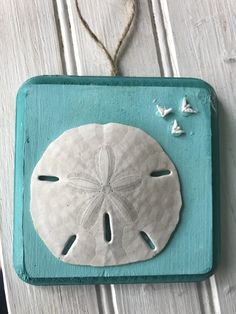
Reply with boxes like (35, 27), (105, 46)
(13, 76), (219, 285)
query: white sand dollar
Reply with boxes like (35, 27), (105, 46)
(30, 123), (182, 266)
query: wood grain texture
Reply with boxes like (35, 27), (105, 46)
(0, 0), (99, 313)
(112, 283), (204, 314)
(1, 0), (235, 312)
(67, 0), (161, 76)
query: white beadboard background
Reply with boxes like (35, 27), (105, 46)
(0, 0), (235, 313)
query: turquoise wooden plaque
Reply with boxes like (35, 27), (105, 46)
(13, 76), (219, 285)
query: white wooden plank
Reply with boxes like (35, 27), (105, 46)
(162, 0), (236, 313)
(63, 1), (205, 314)
(112, 283), (203, 314)
(0, 0), (99, 313)
(67, 0), (161, 76)
(2, 0), (233, 313)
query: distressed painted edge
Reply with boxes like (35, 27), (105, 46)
(17, 75), (216, 92)
(13, 75), (220, 285)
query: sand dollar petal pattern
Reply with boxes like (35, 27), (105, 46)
(30, 123), (182, 266)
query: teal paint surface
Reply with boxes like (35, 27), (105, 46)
(13, 76), (219, 285)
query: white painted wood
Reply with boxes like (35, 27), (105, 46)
(67, 0), (161, 76)
(112, 283), (204, 314)
(150, 0), (173, 76)
(160, 0), (236, 313)
(1, 0), (235, 313)
(0, 1), (100, 313)
(56, 0), (77, 74)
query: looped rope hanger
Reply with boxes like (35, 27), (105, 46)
(75, 0), (136, 76)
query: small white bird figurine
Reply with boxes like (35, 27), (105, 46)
(181, 96), (197, 115)
(156, 105), (173, 118)
(171, 120), (185, 136)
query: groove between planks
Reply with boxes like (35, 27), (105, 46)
(55, 0), (77, 74)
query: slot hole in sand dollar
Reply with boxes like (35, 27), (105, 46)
(104, 213), (112, 243)
(38, 175), (59, 182)
(150, 170), (171, 177)
(61, 235), (77, 255)
(140, 231), (156, 250)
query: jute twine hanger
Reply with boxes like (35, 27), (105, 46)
(75, 0), (136, 76)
